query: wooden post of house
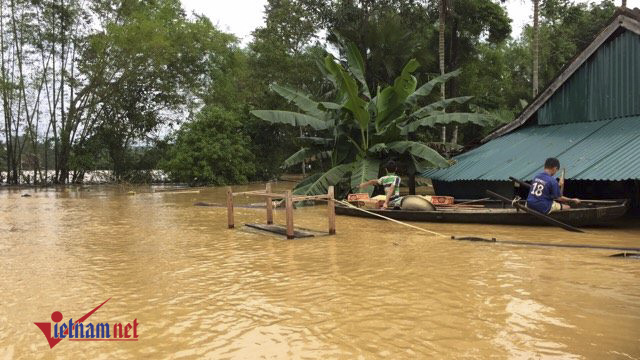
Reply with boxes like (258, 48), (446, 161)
(266, 182), (274, 225)
(226, 187), (234, 229)
(328, 186), (336, 235)
(285, 190), (294, 239)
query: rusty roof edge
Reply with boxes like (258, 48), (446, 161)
(481, 10), (640, 144)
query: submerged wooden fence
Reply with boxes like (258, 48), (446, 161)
(226, 183), (336, 239)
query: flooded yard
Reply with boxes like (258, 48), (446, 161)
(1, 184), (639, 359)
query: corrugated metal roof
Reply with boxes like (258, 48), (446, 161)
(538, 30), (640, 125)
(422, 116), (640, 181)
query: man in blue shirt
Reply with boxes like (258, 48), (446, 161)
(526, 158), (581, 214)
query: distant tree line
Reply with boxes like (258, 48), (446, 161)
(0, 0), (617, 185)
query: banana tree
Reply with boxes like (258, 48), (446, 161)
(251, 43), (489, 197)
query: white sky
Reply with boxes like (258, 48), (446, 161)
(180, 0), (640, 43)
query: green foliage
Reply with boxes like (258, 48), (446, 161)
(292, 163), (351, 196)
(318, 1), (437, 90)
(282, 148), (330, 168)
(162, 106), (255, 185)
(403, 112), (490, 133)
(250, 110), (331, 130)
(370, 141), (450, 168)
(376, 59), (419, 131)
(350, 157), (381, 195)
(242, 0), (327, 179)
(536, 0), (616, 86)
(253, 41), (489, 195)
(84, 1), (236, 179)
(0, 0), (621, 186)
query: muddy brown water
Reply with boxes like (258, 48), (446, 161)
(1, 184), (639, 359)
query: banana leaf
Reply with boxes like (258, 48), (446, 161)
(344, 41), (370, 99)
(426, 142), (464, 153)
(292, 163), (352, 196)
(411, 155), (455, 173)
(405, 69), (462, 107)
(293, 173), (323, 192)
(412, 156), (432, 173)
(298, 136), (333, 145)
(410, 96), (473, 119)
(251, 110), (330, 131)
(270, 84), (325, 119)
(324, 56), (370, 132)
(320, 102), (342, 110)
(402, 113), (490, 134)
(350, 157), (381, 195)
(375, 59), (419, 131)
(282, 148), (331, 168)
(368, 143), (388, 153)
(374, 141), (450, 168)
(332, 32), (370, 100)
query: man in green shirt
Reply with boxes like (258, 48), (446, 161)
(358, 160), (401, 209)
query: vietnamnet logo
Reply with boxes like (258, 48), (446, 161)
(34, 298), (139, 349)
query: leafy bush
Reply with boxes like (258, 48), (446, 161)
(163, 106), (255, 185)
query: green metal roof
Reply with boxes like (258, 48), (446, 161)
(538, 30), (640, 125)
(422, 116), (640, 181)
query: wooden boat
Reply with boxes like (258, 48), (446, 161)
(335, 199), (629, 227)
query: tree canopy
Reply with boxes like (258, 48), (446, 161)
(0, 0), (619, 185)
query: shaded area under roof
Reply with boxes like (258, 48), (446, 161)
(422, 116), (640, 182)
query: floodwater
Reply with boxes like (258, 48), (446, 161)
(1, 183), (638, 359)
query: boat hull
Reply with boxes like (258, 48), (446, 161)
(335, 200), (629, 227)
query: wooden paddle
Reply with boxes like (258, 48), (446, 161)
(486, 190), (584, 233)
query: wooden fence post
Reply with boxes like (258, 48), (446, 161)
(227, 187), (234, 229)
(266, 182), (273, 225)
(285, 190), (294, 239)
(328, 186), (336, 235)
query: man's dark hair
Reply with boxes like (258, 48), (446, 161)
(544, 157), (560, 169)
(385, 160), (397, 172)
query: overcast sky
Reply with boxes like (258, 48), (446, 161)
(180, 0), (640, 44)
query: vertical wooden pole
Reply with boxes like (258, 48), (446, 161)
(285, 190), (294, 239)
(226, 187), (234, 229)
(266, 182), (273, 225)
(328, 186), (336, 235)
